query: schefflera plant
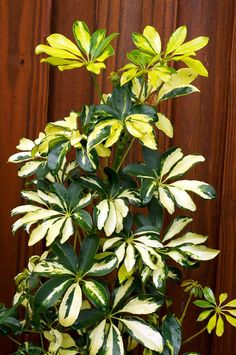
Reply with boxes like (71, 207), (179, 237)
(2, 20), (236, 355)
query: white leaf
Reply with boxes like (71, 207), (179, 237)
(97, 200), (109, 230)
(28, 218), (59, 246)
(21, 190), (46, 205)
(166, 155), (205, 180)
(119, 296), (161, 314)
(113, 277), (135, 309)
(124, 244), (136, 273)
(37, 190), (64, 208)
(46, 218), (65, 246)
(103, 237), (122, 251)
(134, 245), (157, 270)
(165, 232), (208, 247)
(115, 243), (126, 264)
(167, 186), (196, 211)
(104, 201), (117, 236)
(120, 318), (163, 352)
(11, 205), (41, 216)
(158, 187), (175, 214)
(162, 216), (193, 242)
(180, 245), (220, 260)
(160, 148), (183, 179)
(59, 283), (82, 327)
(89, 319), (106, 355)
(18, 161), (42, 177)
(60, 218), (74, 243)
(170, 180), (215, 199)
(135, 235), (162, 248)
(156, 113), (173, 138)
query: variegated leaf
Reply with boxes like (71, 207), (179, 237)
(89, 319), (106, 355)
(166, 155), (205, 180)
(162, 216), (193, 243)
(118, 295), (162, 314)
(59, 282), (82, 327)
(120, 318), (164, 352)
(113, 277), (135, 309)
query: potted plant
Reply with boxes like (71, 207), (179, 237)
(1, 20), (235, 354)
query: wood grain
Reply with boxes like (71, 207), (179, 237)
(0, 0), (235, 353)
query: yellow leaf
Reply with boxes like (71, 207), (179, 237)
(143, 25), (162, 53)
(216, 315), (224, 337)
(207, 313), (217, 333)
(73, 20), (91, 55)
(46, 33), (83, 57)
(156, 113), (173, 138)
(166, 26), (187, 54)
(174, 36), (209, 55)
(182, 57), (208, 77)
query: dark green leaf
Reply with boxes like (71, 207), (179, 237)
(51, 241), (79, 273)
(47, 141), (70, 175)
(142, 146), (161, 170)
(74, 308), (105, 329)
(76, 146), (98, 172)
(111, 86), (131, 119)
(141, 179), (156, 204)
(161, 315), (181, 355)
(160, 86), (198, 102)
(129, 104), (158, 121)
(73, 209), (93, 231)
(77, 234), (99, 274)
(148, 198), (164, 231)
(90, 29), (107, 57)
(123, 164), (154, 178)
(34, 276), (73, 309)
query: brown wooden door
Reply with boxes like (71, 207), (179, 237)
(0, 1), (235, 354)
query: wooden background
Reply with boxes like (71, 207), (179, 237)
(0, 0), (235, 353)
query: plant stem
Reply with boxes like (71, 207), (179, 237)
(40, 332), (45, 351)
(138, 74), (146, 102)
(182, 325), (208, 345)
(116, 137), (135, 172)
(91, 73), (105, 103)
(179, 293), (193, 324)
(7, 334), (21, 346)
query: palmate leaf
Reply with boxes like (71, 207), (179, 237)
(51, 241), (79, 273)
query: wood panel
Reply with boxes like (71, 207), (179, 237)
(0, 0), (235, 353)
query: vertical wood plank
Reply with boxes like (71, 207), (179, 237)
(0, 0), (52, 351)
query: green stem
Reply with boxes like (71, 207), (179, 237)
(7, 334), (21, 346)
(179, 293), (193, 324)
(39, 332), (45, 351)
(138, 74), (146, 102)
(182, 325), (208, 345)
(116, 137), (135, 172)
(91, 73), (105, 103)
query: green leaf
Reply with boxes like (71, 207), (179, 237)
(141, 179), (157, 204)
(33, 260), (74, 277)
(34, 276), (73, 309)
(82, 280), (109, 309)
(216, 314), (224, 336)
(47, 141), (70, 175)
(161, 315), (182, 355)
(225, 314), (236, 327)
(174, 36), (209, 55)
(123, 164), (154, 178)
(73, 20), (91, 55)
(142, 146), (161, 170)
(120, 318), (163, 352)
(111, 86), (131, 119)
(78, 234), (99, 274)
(51, 241), (79, 273)
(59, 282), (82, 327)
(73, 209), (93, 231)
(181, 57), (208, 77)
(143, 25), (161, 53)
(166, 26), (187, 54)
(75, 308), (105, 329)
(90, 29), (106, 57)
(93, 32), (119, 59)
(197, 310), (213, 321)
(194, 300), (213, 308)
(76, 146), (98, 172)
(203, 287), (217, 305)
(87, 124), (112, 152)
(132, 32), (156, 54)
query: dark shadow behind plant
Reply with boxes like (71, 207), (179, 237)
(1, 20), (236, 354)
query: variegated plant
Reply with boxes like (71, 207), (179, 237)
(2, 20), (235, 355)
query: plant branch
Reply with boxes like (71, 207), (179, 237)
(91, 73), (105, 103)
(182, 325), (208, 345)
(138, 74), (146, 102)
(116, 137), (135, 172)
(7, 334), (21, 346)
(179, 293), (193, 324)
